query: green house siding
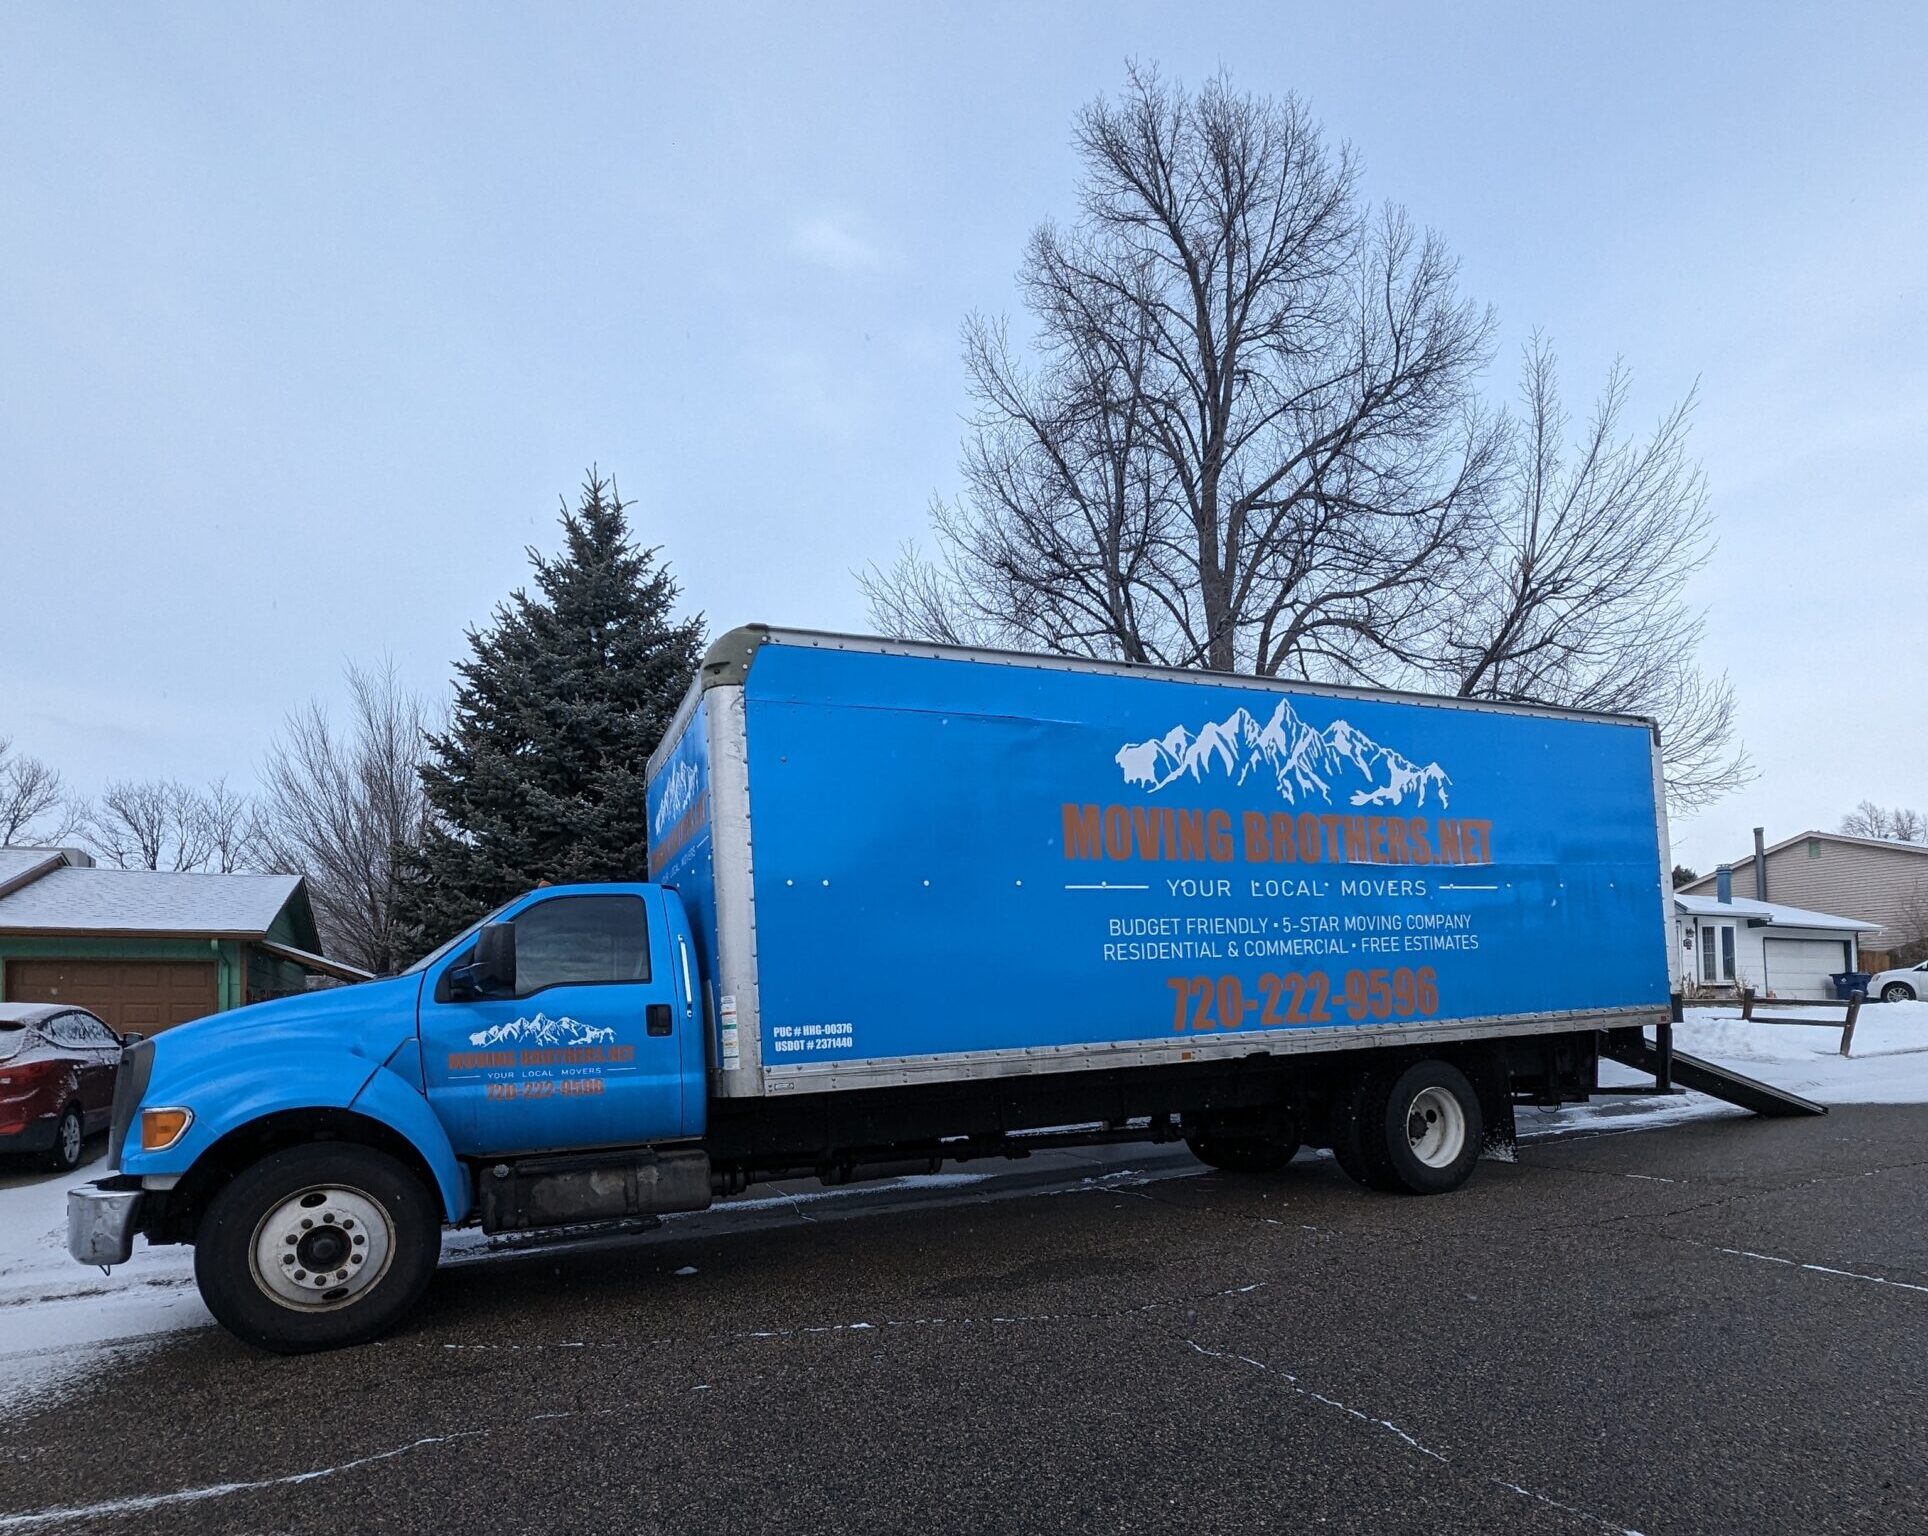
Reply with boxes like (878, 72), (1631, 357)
(245, 945), (311, 1004)
(0, 936), (248, 1012)
(268, 890), (324, 955)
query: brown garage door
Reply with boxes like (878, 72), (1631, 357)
(4, 959), (219, 1033)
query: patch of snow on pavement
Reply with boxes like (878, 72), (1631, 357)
(0, 1158), (207, 1409)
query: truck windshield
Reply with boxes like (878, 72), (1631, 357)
(401, 900), (515, 976)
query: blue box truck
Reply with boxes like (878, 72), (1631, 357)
(71, 625), (1691, 1352)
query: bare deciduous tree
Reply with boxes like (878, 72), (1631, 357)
(255, 660), (432, 975)
(867, 68), (1748, 813)
(199, 779), (258, 873)
(0, 736), (80, 845)
(1839, 801), (1925, 843)
(865, 64), (1501, 679)
(82, 778), (239, 870)
(1433, 337), (1749, 810)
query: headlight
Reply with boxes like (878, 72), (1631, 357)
(140, 1107), (194, 1152)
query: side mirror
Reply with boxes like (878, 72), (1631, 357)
(121, 1032), (146, 1049)
(471, 920), (517, 996)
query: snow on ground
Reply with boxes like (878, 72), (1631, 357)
(2, 1001), (1924, 1406)
(1518, 1001), (1928, 1141)
(1669, 999), (1928, 1101)
(0, 1156), (204, 1411)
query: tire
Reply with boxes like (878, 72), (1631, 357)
(1882, 983), (1915, 1004)
(44, 1104), (84, 1173)
(1325, 1073), (1379, 1187)
(194, 1143), (440, 1354)
(1356, 1059), (1483, 1196)
(1186, 1134), (1301, 1173)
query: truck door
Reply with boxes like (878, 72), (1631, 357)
(417, 887), (689, 1157)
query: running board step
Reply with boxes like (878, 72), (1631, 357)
(1600, 1034), (1826, 1118)
(482, 1214), (663, 1251)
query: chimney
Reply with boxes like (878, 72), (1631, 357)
(1753, 827), (1768, 901)
(1716, 864), (1733, 904)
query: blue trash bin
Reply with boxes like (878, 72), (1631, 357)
(1830, 971), (1871, 1001)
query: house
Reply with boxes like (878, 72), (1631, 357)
(1678, 828), (1928, 969)
(0, 847), (369, 1035)
(1674, 865), (1878, 1001)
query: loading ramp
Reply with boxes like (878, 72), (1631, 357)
(1599, 1023), (1827, 1118)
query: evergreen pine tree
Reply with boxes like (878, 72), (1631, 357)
(397, 470), (704, 946)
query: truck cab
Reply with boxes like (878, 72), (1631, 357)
(72, 882), (713, 1353)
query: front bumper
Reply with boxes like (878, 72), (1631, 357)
(68, 1178), (144, 1267)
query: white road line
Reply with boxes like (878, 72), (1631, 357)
(0, 1430), (490, 1531)
(1185, 1338), (1447, 1462)
(1709, 1245), (1928, 1296)
(1184, 1339), (1646, 1534)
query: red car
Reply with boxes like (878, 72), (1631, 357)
(0, 1002), (122, 1171)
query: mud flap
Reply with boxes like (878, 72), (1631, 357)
(1463, 1047), (1517, 1164)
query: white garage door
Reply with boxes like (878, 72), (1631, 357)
(1762, 937), (1851, 999)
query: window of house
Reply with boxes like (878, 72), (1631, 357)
(1699, 922), (1736, 984)
(1808, 838), (1822, 858)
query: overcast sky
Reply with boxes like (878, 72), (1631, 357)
(2, 2), (1922, 872)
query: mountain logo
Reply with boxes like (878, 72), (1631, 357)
(652, 760), (701, 838)
(1115, 699), (1451, 809)
(467, 1013), (619, 1048)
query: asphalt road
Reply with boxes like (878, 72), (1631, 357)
(3, 1107), (1926, 1535)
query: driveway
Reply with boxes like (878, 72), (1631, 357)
(1, 1106), (1924, 1533)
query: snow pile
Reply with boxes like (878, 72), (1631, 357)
(1668, 999), (1928, 1103)
(1516, 1000), (1928, 1143)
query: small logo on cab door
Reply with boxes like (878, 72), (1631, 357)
(466, 1013), (617, 1048)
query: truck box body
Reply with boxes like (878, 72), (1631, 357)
(648, 628), (1678, 1100)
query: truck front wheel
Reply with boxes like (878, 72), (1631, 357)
(194, 1143), (441, 1353)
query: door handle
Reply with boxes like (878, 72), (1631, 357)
(646, 1003), (673, 1037)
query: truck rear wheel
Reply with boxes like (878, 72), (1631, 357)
(1325, 1074), (1377, 1186)
(1356, 1059), (1482, 1195)
(194, 1143), (440, 1353)
(1185, 1133), (1301, 1173)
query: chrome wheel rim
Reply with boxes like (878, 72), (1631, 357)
(1405, 1086), (1467, 1168)
(1885, 985), (1910, 1003)
(249, 1184), (394, 1311)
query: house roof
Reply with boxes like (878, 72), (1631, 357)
(255, 938), (374, 983)
(1681, 830), (1928, 891)
(1674, 892), (1877, 933)
(0, 867), (306, 937)
(0, 849), (55, 886)
(0, 847), (78, 897)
